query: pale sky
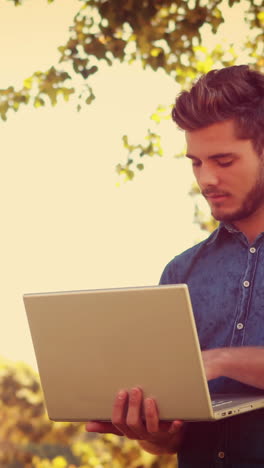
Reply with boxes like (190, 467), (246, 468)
(0, 0), (250, 369)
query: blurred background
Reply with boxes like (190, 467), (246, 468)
(0, 0), (263, 466)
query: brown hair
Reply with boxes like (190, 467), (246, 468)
(172, 65), (264, 156)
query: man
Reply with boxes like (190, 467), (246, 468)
(86, 65), (264, 466)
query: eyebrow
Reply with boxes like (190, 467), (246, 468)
(185, 152), (236, 160)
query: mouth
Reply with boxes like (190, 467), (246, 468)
(205, 194), (230, 203)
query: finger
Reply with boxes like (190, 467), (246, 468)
(112, 389), (138, 439)
(144, 398), (159, 433)
(126, 387), (148, 439)
(85, 421), (123, 435)
(168, 420), (184, 434)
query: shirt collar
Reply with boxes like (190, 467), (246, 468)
(207, 222), (264, 247)
(207, 222), (239, 245)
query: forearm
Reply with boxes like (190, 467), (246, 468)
(203, 346), (264, 389)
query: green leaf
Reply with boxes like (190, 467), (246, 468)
(34, 97), (45, 108)
(23, 77), (33, 90)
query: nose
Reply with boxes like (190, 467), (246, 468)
(196, 165), (219, 190)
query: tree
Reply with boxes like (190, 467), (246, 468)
(1, 0), (264, 225)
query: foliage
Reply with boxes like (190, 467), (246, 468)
(0, 68), (74, 122)
(0, 357), (81, 466)
(0, 357), (177, 467)
(116, 131), (164, 181)
(189, 182), (219, 233)
(1, 0), (263, 123)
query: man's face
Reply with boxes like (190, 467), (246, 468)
(185, 119), (264, 223)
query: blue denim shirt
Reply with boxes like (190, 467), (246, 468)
(160, 223), (264, 468)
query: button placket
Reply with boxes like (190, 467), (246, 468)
(230, 245), (259, 347)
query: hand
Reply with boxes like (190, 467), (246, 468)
(86, 387), (184, 454)
(202, 346), (264, 389)
(202, 348), (228, 381)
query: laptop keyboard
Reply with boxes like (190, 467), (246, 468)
(212, 399), (232, 407)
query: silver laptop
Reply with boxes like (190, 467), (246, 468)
(23, 284), (264, 422)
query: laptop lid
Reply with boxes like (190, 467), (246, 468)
(24, 284), (216, 421)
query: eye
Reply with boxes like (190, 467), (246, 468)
(217, 160), (233, 167)
(191, 160), (201, 167)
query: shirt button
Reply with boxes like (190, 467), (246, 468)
(218, 451), (225, 459)
(250, 247), (256, 253)
(237, 322), (244, 330)
(243, 280), (250, 287)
